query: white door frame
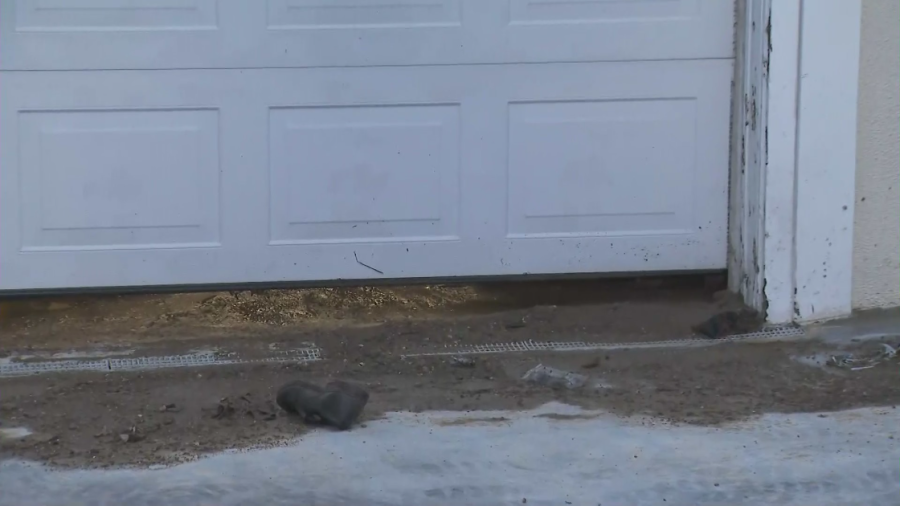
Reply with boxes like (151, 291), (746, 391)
(731, 0), (862, 323)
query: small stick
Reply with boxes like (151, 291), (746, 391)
(354, 252), (384, 275)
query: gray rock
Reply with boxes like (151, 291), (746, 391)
(522, 364), (587, 390)
(276, 379), (369, 431)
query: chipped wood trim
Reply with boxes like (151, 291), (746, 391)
(730, 0), (861, 323)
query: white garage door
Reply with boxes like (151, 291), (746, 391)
(0, 0), (734, 291)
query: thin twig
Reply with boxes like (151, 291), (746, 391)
(354, 252), (384, 275)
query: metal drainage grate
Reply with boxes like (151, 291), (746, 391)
(0, 359), (111, 377)
(0, 348), (322, 378)
(108, 354), (224, 371)
(400, 325), (806, 358)
(731, 325), (807, 340)
(242, 348), (323, 365)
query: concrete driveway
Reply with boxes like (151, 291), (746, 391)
(1, 402), (897, 506)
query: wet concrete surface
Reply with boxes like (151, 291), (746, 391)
(810, 307), (900, 346)
(1, 402), (897, 506)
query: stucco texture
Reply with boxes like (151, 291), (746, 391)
(853, 0), (900, 310)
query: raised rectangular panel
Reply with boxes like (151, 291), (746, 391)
(503, 0), (733, 61)
(267, 0), (461, 28)
(507, 99), (697, 238)
(509, 0), (695, 24)
(15, 0), (218, 31)
(17, 108), (221, 251)
(269, 104), (460, 244)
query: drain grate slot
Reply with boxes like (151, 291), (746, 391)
(109, 354), (224, 371)
(0, 359), (111, 377)
(401, 325), (806, 358)
(0, 348), (322, 378)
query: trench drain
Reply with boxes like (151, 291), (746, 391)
(0, 325), (805, 378)
(0, 348), (322, 378)
(400, 325), (806, 358)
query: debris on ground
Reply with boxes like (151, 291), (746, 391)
(522, 364), (587, 390)
(590, 379), (615, 390)
(691, 309), (763, 339)
(209, 398), (235, 420)
(581, 357), (601, 369)
(206, 394), (278, 421)
(276, 380), (369, 431)
(450, 356), (476, 368)
(505, 318), (527, 330)
(118, 429), (143, 443)
(827, 343), (898, 371)
(29, 433), (60, 445)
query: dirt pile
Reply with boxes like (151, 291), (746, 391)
(197, 286), (478, 325)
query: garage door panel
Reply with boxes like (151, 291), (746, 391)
(504, 0), (733, 62)
(510, 0), (697, 21)
(16, 108), (221, 252)
(266, 0), (462, 28)
(14, 0), (219, 30)
(1, 0), (732, 70)
(0, 61), (729, 291)
(507, 98), (696, 239)
(1, 0), (231, 71)
(268, 104), (461, 245)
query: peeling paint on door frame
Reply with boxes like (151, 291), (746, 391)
(730, 0), (861, 323)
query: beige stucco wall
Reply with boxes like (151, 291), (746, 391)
(853, 0), (900, 310)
